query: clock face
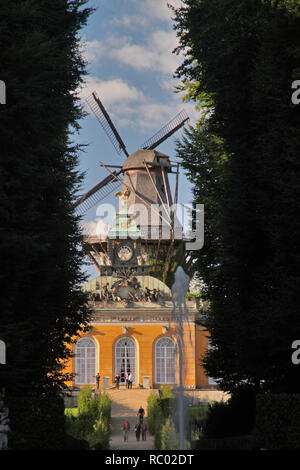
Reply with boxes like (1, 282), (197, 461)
(117, 244), (133, 262)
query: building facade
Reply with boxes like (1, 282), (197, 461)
(64, 275), (210, 389)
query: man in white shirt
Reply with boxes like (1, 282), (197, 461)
(128, 372), (134, 389)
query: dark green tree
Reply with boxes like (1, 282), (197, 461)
(0, 0), (93, 409)
(173, 0), (300, 394)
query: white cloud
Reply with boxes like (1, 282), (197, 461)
(111, 14), (149, 30)
(80, 76), (145, 105)
(80, 37), (105, 64)
(119, 0), (183, 26)
(81, 32), (181, 80)
(144, 0), (183, 22)
(110, 41), (151, 71)
(108, 30), (181, 76)
(138, 101), (181, 129)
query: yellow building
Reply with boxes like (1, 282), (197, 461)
(65, 275), (210, 390)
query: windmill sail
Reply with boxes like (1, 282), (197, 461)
(79, 92), (189, 221)
(140, 110), (189, 150)
(86, 92), (129, 158)
(75, 171), (122, 215)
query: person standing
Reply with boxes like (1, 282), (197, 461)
(128, 372), (134, 389)
(95, 372), (100, 390)
(122, 420), (130, 442)
(115, 374), (120, 389)
(125, 371), (129, 389)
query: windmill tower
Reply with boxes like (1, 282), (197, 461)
(75, 91), (189, 283)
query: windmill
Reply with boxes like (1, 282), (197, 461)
(76, 91), (190, 285)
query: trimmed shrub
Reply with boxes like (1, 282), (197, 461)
(96, 392), (111, 424)
(160, 385), (175, 399)
(147, 387), (178, 449)
(77, 385), (94, 415)
(157, 386), (175, 420)
(147, 393), (160, 435)
(161, 417), (179, 450)
(65, 410), (95, 441)
(87, 415), (110, 450)
(148, 388), (209, 450)
(153, 408), (165, 449)
(254, 394), (300, 449)
(187, 404), (209, 440)
(157, 397), (175, 420)
(65, 388), (111, 449)
(147, 392), (168, 449)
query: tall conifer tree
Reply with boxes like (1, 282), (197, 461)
(173, 0), (300, 394)
(0, 0), (93, 402)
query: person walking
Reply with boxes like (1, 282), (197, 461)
(141, 421), (147, 441)
(137, 405), (145, 424)
(134, 423), (141, 441)
(122, 420), (130, 442)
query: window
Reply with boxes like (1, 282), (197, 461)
(155, 337), (176, 384)
(115, 337), (136, 383)
(75, 338), (96, 385)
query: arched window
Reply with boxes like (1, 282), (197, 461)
(75, 338), (96, 385)
(155, 337), (176, 384)
(115, 337), (136, 383)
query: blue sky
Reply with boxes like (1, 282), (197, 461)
(75, 0), (199, 278)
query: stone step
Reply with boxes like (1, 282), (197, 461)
(105, 389), (158, 417)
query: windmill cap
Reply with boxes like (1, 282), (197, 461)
(122, 149), (171, 172)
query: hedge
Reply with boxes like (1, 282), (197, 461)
(254, 393), (300, 449)
(160, 417), (179, 450)
(8, 395), (66, 450)
(147, 387), (175, 449)
(147, 393), (165, 448)
(203, 387), (256, 438)
(187, 403), (209, 441)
